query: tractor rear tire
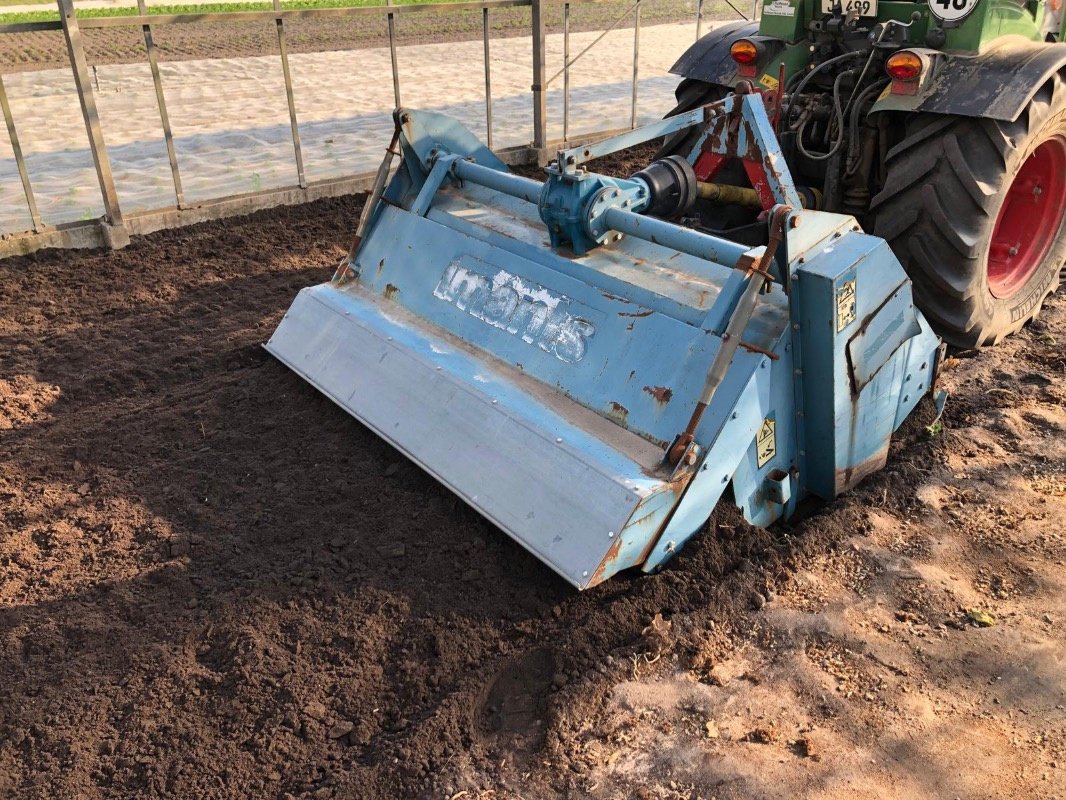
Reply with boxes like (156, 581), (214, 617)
(870, 75), (1066, 348)
(656, 79), (728, 159)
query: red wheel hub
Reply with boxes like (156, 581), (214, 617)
(988, 135), (1066, 298)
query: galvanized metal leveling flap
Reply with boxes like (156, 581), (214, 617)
(267, 93), (942, 589)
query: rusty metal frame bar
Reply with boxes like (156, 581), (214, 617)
(0, 20), (63, 33)
(562, 1), (570, 141)
(386, 0), (401, 107)
(137, 0), (185, 207)
(273, 0), (307, 187)
(482, 6), (493, 147)
(57, 0), (129, 246)
(630, 0), (639, 129)
(696, 0), (703, 39)
(0, 72), (43, 232)
(531, 0), (547, 154)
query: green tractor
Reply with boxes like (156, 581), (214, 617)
(660, 0), (1066, 346)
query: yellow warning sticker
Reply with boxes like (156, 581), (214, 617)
(756, 418), (776, 468)
(836, 279), (857, 332)
(759, 73), (780, 92)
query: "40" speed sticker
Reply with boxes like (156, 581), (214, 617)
(928, 0), (979, 22)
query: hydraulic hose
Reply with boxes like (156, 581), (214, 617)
(845, 79), (889, 175)
(843, 24), (892, 121)
(796, 69), (853, 162)
(785, 50), (865, 127)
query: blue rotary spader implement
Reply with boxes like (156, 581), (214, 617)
(266, 91), (943, 589)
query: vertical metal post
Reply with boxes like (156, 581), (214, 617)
(0, 73), (43, 232)
(482, 6), (493, 148)
(57, 0), (129, 247)
(531, 0), (547, 157)
(137, 0), (184, 207)
(386, 0), (401, 108)
(273, 0), (306, 188)
(630, 0), (640, 129)
(752, 0), (761, 19)
(562, 2), (570, 142)
(696, 0), (703, 40)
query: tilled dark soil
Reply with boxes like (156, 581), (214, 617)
(1, 160), (955, 799)
(0, 1), (741, 72)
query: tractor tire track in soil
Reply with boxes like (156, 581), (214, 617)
(1, 153), (1064, 798)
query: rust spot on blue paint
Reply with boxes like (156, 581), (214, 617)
(608, 401), (629, 425)
(384, 283), (400, 300)
(618, 309), (654, 318)
(643, 385), (673, 406)
(589, 532), (625, 587)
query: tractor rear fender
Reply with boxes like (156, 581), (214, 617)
(871, 39), (1066, 122)
(669, 20), (768, 86)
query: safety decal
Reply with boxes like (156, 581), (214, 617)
(836, 278), (857, 332)
(756, 418), (776, 468)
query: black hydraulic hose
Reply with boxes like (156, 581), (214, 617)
(843, 25), (892, 121)
(785, 50), (866, 127)
(846, 79), (889, 174)
(797, 70), (853, 162)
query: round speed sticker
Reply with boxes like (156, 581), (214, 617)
(928, 0), (979, 22)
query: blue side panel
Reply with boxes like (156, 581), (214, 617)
(732, 337), (801, 528)
(397, 108), (508, 174)
(892, 314), (941, 431)
(267, 282), (658, 590)
(793, 228), (941, 498)
(642, 356), (774, 572)
(349, 189), (790, 450)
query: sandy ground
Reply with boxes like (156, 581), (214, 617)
(0, 158), (1064, 798)
(0, 19), (697, 233)
(579, 333), (1066, 800)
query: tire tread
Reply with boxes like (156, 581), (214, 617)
(871, 71), (1066, 346)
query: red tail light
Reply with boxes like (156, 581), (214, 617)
(885, 51), (924, 82)
(730, 39), (761, 66)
